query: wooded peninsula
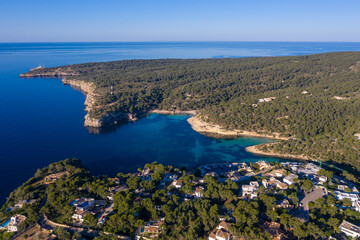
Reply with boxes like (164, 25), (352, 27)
(20, 51), (360, 179)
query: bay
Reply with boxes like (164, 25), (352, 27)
(1, 41), (360, 204)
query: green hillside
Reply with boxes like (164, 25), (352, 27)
(24, 52), (360, 176)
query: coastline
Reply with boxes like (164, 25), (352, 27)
(150, 109), (198, 115)
(187, 115), (289, 140)
(186, 115), (314, 162)
(245, 144), (312, 161)
(62, 78), (104, 127)
(63, 79), (199, 127)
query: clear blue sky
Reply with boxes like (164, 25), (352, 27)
(1, 0), (359, 42)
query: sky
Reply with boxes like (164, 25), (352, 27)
(1, 0), (360, 42)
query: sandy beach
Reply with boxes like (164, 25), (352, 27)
(245, 144), (312, 161)
(187, 115), (289, 140)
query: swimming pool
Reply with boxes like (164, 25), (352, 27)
(0, 219), (10, 228)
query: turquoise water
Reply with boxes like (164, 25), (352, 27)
(1, 42), (360, 204)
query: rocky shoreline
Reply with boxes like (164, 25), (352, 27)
(150, 109), (198, 115)
(62, 79), (138, 128)
(58, 79), (199, 128)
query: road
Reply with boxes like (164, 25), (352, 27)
(97, 201), (114, 225)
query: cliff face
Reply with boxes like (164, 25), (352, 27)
(62, 79), (137, 128)
(62, 79), (102, 127)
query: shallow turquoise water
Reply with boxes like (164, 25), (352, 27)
(1, 42), (360, 204)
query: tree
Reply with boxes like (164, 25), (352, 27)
(84, 213), (97, 227)
(342, 198), (352, 207)
(301, 179), (313, 192)
(126, 175), (140, 190)
(54, 227), (72, 240)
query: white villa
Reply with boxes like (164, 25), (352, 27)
(339, 220), (360, 239)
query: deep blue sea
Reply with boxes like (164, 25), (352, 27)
(1, 42), (360, 204)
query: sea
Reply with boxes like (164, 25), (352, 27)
(1, 42), (360, 204)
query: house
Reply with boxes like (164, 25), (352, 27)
(209, 222), (232, 240)
(283, 174), (298, 185)
(109, 177), (120, 184)
(353, 186), (359, 193)
(261, 221), (282, 240)
(276, 199), (293, 209)
(143, 218), (165, 234)
(72, 210), (88, 223)
(257, 161), (271, 170)
(353, 200), (360, 212)
(250, 181), (259, 188)
(337, 185), (348, 192)
(69, 197), (95, 211)
(242, 182), (259, 199)
(339, 220), (360, 239)
(317, 176), (327, 184)
(265, 169), (286, 178)
(258, 97), (276, 103)
(297, 163), (320, 176)
(276, 182), (288, 190)
(14, 199), (37, 209)
(164, 173), (178, 182)
(263, 177), (282, 189)
(6, 215), (27, 232)
(301, 90), (309, 94)
(334, 191), (359, 202)
(194, 186), (204, 198)
(172, 179), (183, 188)
(218, 221), (232, 231)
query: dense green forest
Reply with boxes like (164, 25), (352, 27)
(25, 52), (360, 174)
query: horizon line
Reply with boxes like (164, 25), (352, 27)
(1, 40), (360, 44)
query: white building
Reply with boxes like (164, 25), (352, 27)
(353, 200), (360, 212)
(339, 220), (360, 239)
(318, 176), (327, 184)
(6, 215), (27, 232)
(194, 186), (204, 198)
(209, 222), (232, 240)
(263, 177), (281, 189)
(242, 182), (259, 199)
(72, 210), (88, 223)
(334, 191), (359, 202)
(338, 185), (348, 192)
(172, 179), (183, 188)
(69, 197), (95, 211)
(283, 174), (298, 185)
